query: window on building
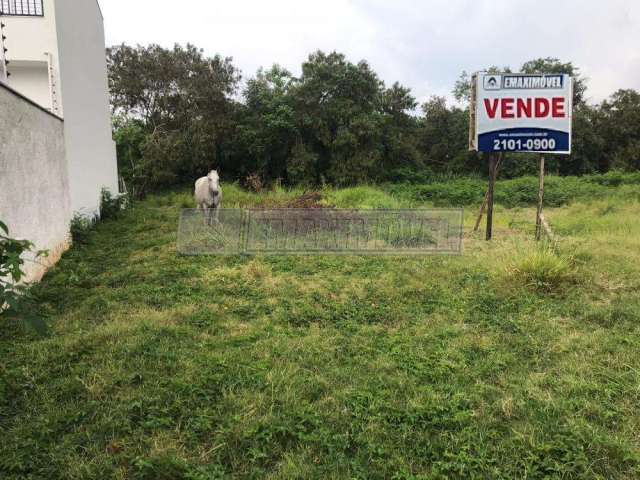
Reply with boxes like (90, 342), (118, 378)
(0, 0), (44, 16)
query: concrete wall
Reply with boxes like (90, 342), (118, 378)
(0, 83), (71, 282)
(54, 0), (119, 216)
(4, 0), (118, 217)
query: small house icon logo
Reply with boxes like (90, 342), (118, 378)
(484, 75), (501, 90)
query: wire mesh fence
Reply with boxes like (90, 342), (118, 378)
(178, 209), (464, 255)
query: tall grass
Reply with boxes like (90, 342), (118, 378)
(322, 186), (407, 209)
(388, 171), (640, 207)
(504, 247), (578, 293)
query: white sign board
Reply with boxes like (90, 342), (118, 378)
(470, 73), (573, 154)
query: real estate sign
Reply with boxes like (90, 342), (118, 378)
(469, 73), (573, 154)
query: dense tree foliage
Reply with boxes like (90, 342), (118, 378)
(108, 44), (241, 196)
(108, 44), (640, 196)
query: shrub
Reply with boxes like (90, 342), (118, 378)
(70, 214), (97, 245)
(100, 188), (128, 221)
(70, 188), (128, 244)
(243, 173), (264, 193)
(0, 220), (48, 332)
(168, 192), (195, 208)
(390, 172), (640, 208)
(409, 178), (486, 206)
(505, 247), (578, 293)
(385, 167), (435, 184)
(1, 221), (38, 311)
(323, 186), (403, 209)
(585, 170), (640, 187)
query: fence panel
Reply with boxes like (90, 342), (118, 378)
(178, 208), (464, 256)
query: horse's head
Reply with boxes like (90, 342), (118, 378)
(207, 170), (220, 195)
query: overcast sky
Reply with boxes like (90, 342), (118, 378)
(100, 0), (640, 105)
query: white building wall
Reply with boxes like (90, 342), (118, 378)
(5, 63), (51, 109)
(54, 0), (119, 216)
(3, 0), (62, 113)
(1, 0), (58, 60)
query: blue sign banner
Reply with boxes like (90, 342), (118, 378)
(478, 128), (570, 153)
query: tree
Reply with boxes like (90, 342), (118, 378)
(379, 82), (422, 174)
(234, 65), (298, 181)
(598, 89), (640, 171)
(108, 43), (638, 188)
(108, 44), (241, 195)
(289, 51), (385, 184)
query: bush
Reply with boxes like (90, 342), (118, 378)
(70, 214), (96, 245)
(585, 170), (640, 187)
(323, 186), (403, 209)
(505, 248), (578, 293)
(1, 221), (39, 312)
(100, 188), (128, 221)
(0, 220), (48, 332)
(407, 178), (486, 206)
(70, 189), (128, 245)
(389, 172), (640, 208)
(243, 173), (264, 193)
(385, 167), (435, 184)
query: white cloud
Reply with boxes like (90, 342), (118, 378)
(101, 0), (640, 104)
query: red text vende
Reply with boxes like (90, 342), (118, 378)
(484, 97), (566, 119)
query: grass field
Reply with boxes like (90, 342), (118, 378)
(2, 175), (640, 479)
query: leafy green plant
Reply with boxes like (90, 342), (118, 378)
(69, 189), (128, 245)
(1, 221), (44, 311)
(100, 187), (128, 221)
(69, 213), (97, 245)
(0, 220), (48, 332)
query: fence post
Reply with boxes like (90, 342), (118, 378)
(535, 154), (545, 241)
(474, 152), (504, 232)
(486, 153), (498, 241)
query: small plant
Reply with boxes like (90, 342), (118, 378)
(69, 189), (128, 245)
(243, 173), (263, 193)
(0, 220), (48, 332)
(100, 187), (128, 220)
(1, 221), (36, 312)
(70, 213), (97, 245)
(506, 247), (578, 293)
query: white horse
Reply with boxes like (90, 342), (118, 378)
(195, 170), (222, 225)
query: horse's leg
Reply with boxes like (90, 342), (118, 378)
(214, 203), (220, 224)
(199, 205), (208, 226)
